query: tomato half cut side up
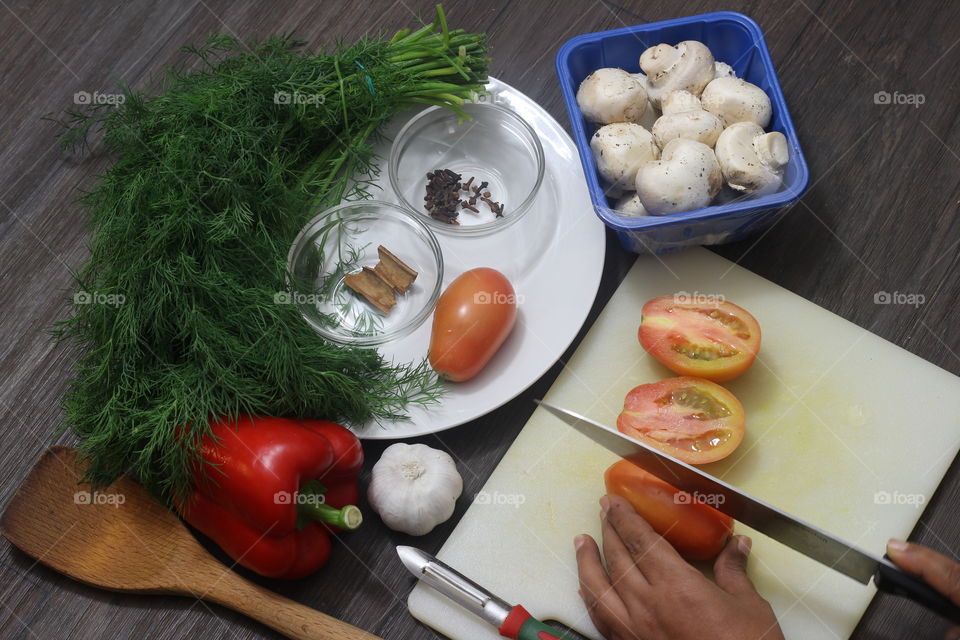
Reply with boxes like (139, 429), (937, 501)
(604, 460), (733, 561)
(639, 296), (761, 382)
(617, 377), (745, 464)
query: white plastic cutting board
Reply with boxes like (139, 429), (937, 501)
(408, 247), (960, 640)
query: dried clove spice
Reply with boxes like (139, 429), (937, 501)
(423, 169), (505, 224)
(423, 169), (464, 224)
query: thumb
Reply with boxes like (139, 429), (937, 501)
(714, 535), (758, 596)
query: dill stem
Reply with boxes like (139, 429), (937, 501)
(419, 67), (461, 77)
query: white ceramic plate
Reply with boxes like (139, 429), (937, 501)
(360, 77), (606, 438)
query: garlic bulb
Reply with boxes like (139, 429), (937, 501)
(367, 443), (463, 536)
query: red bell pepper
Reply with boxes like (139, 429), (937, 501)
(178, 415), (363, 579)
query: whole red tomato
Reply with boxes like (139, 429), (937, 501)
(428, 267), (517, 382)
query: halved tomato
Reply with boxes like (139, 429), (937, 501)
(605, 460), (734, 561)
(639, 296), (761, 382)
(617, 377), (745, 464)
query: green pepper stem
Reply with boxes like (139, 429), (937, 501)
(295, 481), (363, 530)
(298, 501), (363, 530)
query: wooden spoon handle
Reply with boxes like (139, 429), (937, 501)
(204, 571), (382, 640)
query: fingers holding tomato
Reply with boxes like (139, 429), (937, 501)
(639, 296), (761, 382)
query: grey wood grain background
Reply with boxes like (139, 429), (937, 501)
(1, 0), (958, 638)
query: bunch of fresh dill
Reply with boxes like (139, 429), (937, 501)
(55, 6), (488, 502)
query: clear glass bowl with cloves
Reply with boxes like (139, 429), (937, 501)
(388, 102), (545, 237)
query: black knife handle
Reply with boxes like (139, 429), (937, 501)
(874, 555), (960, 624)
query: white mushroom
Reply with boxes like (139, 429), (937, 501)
(714, 122), (789, 195)
(651, 90), (724, 148)
(701, 77), (772, 128)
(630, 73), (660, 129)
(639, 41), (715, 108)
(590, 122), (660, 191)
(614, 192), (649, 217)
(713, 61), (736, 79)
(635, 138), (722, 215)
(576, 68), (649, 124)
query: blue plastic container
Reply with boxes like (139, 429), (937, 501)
(555, 11), (809, 254)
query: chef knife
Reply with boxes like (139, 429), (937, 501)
(536, 400), (960, 624)
(397, 545), (569, 640)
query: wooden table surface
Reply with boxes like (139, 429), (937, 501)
(1, 1), (958, 638)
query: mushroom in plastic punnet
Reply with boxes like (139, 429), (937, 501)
(713, 61), (736, 79)
(576, 67), (649, 124)
(639, 41), (715, 108)
(635, 138), (722, 215)
(590, 122), (660, 192)
(701, 77), (772, 128)
(614, 192), (649, 217)
(630, 73), (660, 129)
(714, 122), (790, 195)
(651, 90), (724, 149)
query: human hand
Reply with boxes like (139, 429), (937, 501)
(887, 539), (960, 640)
(574, 494), (784, 640)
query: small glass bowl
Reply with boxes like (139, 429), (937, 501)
(286, 201), (443, 346)
(389, 102), (545, 237)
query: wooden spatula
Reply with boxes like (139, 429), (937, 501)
(0, 446), (380, 640)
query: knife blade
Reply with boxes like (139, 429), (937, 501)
(536, 400), (960, 623)
(397, 545), (568, 639)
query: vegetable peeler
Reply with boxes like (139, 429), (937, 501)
(397, 545), (566, 640)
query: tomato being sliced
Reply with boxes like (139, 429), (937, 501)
(617, 376), (745, 464)
(605, 460), (733, 560)
(639, 296), (761, 382)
